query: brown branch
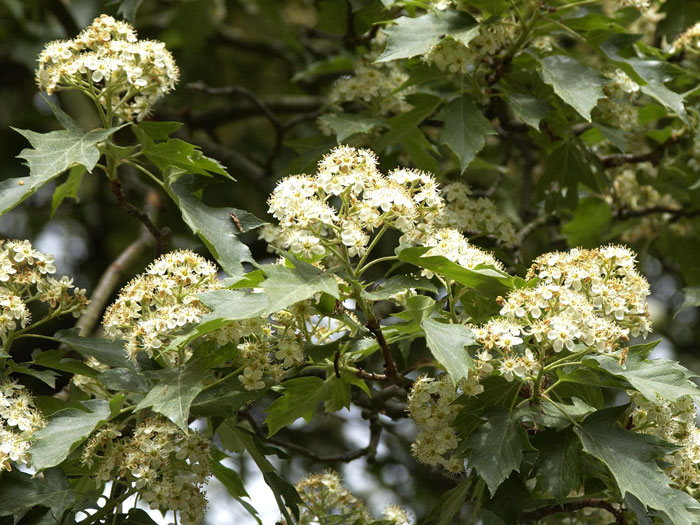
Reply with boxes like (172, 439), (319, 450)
(215, 27), (296, 61)
(109, 180), (170, 253)
(519, 499), (626, 524)
(600, 135), (681, 168)
(240, 411), (382, 463)
(614, 206), (700, 222)
(75, 191), (161, 336)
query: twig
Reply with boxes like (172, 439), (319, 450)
(614, 206), (700, 223)
(600, 135), (681, 168)
(515, 214), (558, 245)
(519, 499), (626, 524)
(109, 180), (170, 253)
(365, 317), (410, 387)
(75, 191), (161, 336)
(241, 411), (382, 463)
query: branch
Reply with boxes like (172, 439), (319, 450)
(600, 135), (680, 168)
(365, 317), (412, 388)
(519, 499), (626, 524)
(75, 191), (161, 336)
(240, 411), (382, 463)
(109, 180), (170, 253)
(215, 26), (296, 61)
(614, 206), (700, 222)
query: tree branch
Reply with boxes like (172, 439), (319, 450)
(109, 180), (170, 253)
(614, 206), (700, 222)
(600, 135), (681, 168)
(519, 499), (626, 524)
(240, 411), (382, 463)
(76, 190), (161, 336)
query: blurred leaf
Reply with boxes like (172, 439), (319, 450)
(211, 461), (262, 524)
(422, 318), (475, 384)
(318, 113), (386, 142)
(362, 274), (437, 301)
(677, 287), (700, 317)
(0, 468), (74, 523)
(436, 94), (494, 173)
(563, 197), (612, 247)
(539, 55), (605, 121)
(658, 0), (700, 41)
(575, 407), (700, 524)
(165, 170), (261, 279)
(377, 11), (479, 62)
(425, 478), (472, 524)
(507, 92), (551, 129)
(190, 377), (270, 418)
(109, 0), (144, 22)
(30, 399), (112, 472)
(376, 94), (441, 150)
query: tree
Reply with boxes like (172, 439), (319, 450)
(1, 0), (700, 523)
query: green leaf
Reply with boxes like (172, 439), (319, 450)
(507, 92), (552, 129)
(574, 407), (700, 524)
(210, 460), (262, 524)
(376, 94), (441, 151)
(264, 376), (333, 437)
(676, 286), (700, 317)
(600, 34), (688, 122)
(539, 55), (606, 121)
(30, 399), (112, 472)
(132, 123), (230, 178)
(539, 140), (606, 208)
(422, 318), (475, 384)
(98, 368), (151, 393)
(533, 428), (584, 503)
(362, 274), (437, 301)
(377, 11), (479, 62)
(112, 0), (144, 22)
(585, 344), (700, 403)
(425, 478), (471, 525)
(465, 410), (533, 495)
(54, 328), (138, 370)
(563, 197), (612, 248)
(50, 166), (85, 218)
(398, 246), (522, 297)
(436, 94), (494, 173)
(7, 360), (58, 388)
(231, 426), (303, 522)
(135, 359), (207, 432)
(259, 256), (339, 313)
(658, 0), (700, 41)
(405, 295), (436, 323)
(0, 468), (74, 523)
(165, 171), (262, 278)
(4, 105), (123, 217)
(190, 377), (269, 418)
(30, 349), (100, 378)
(318, 113), (386, 142)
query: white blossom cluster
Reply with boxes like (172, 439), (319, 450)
(596, 68), (641, 130)
(81, 418), (211, 525)
(329, 60), (412, 115)
(423, 20), (516, 74)
(0, 379), (46, 471)
(262, 146), (505, 273)
(36, 14), (179, 121)
(438, 182), (517, 246)
(289, 469), (411, 525)
(473, 245), (650, 383)
(102, 250), (221, 363)
(631, 394), (700, 490)
(0, 239), (88, 344)
(407, 375), (463, 474)
(671, 22), (700, 53)
(613, 0), (651, 12)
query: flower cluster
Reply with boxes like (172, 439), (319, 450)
(671, 22), (700, 53)
(36, 14), (179, 121)
(407, 375), (463, 474)
(329, 60), (412, 115)
(595, 68), (641, 131)
(102, 250), (221, 363)
(421, 228), (503, 273)
(264, 146), (444, 260)
(437, 182), (516, 246)
(0, 239), (88, 344)
(423, 20), (516, 74)
(0, 379), (46, 471)
(631, 394), (700, 490)
(82, 417), (211, 525)
(473, 245), (650, 383)
(290, 470), (411, 525)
